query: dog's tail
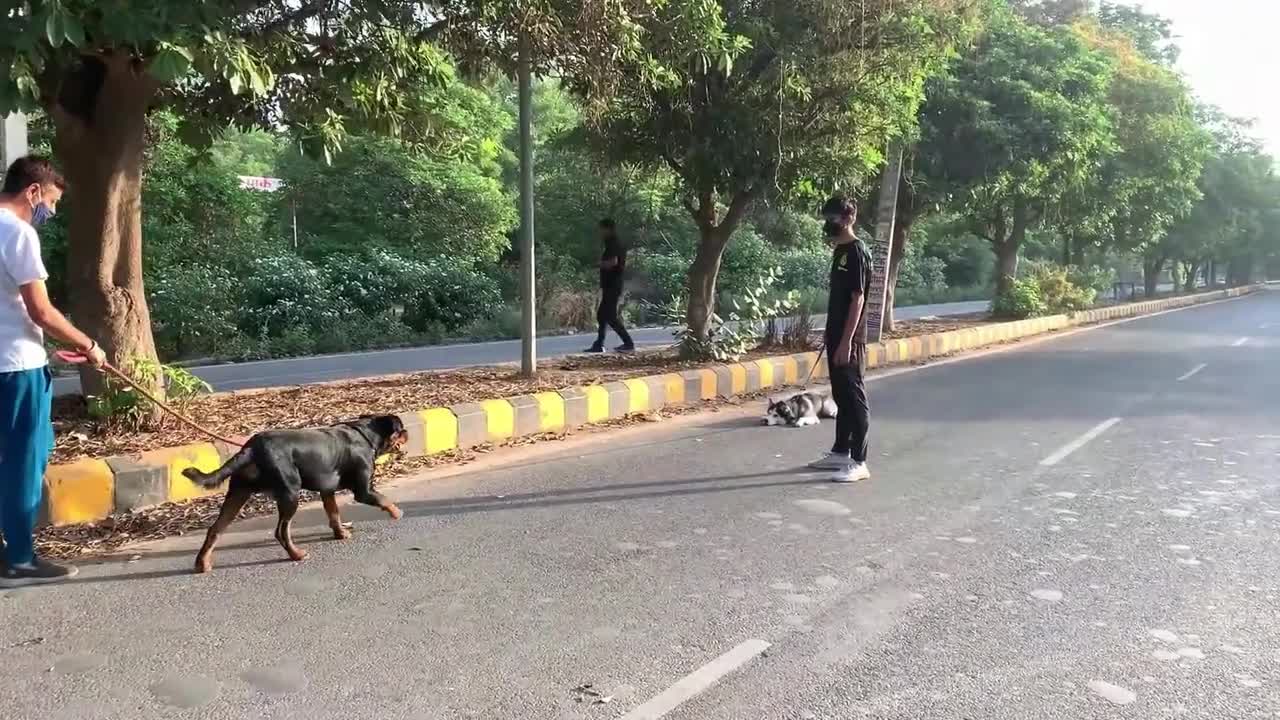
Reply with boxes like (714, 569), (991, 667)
(182, 445), (253, 488)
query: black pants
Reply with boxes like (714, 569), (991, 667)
(596, 287), (633, 347)
(828, 342), (869, 462)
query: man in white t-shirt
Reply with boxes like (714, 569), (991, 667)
(0, 156), (105, 587)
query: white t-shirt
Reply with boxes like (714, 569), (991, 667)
(0, 207), (49, 372)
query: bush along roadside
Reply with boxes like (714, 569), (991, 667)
(38, 285), (1261, 531)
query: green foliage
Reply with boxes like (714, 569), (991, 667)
(279, 136), (514, 264)
(658, 267), (798, 362)
(919, 7), (1115, 289)
(1027, 262), (1096, 313)
(88, 357), (212, 431)
(1067, 265), (1117, 295)
(991, 278), (1046, 319)
(147, 263), (245, 359)
(1070, 21), (1209, 258)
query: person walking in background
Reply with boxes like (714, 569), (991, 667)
(808, 195), (873, 483)
(0, 156), (105, 587)
(586, 218), (635, 354)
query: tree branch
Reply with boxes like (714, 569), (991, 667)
(244, 0), (336, 38)
(720, 188), (755, 235)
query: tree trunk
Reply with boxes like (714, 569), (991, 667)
(882, 215), (912, 333)
(684, 224), (731, 340)
(994, 240), (1019, 296)
(49, 58), (161, 406)
(683, 191), (753, 342)
(1142, 255), (1165, 298)
(993, 201), (1029, 296)
(1061, 234), (1072, 267)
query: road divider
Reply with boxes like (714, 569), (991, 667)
(38, 284), (1262, 527)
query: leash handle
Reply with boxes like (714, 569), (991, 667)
(56, 351), (244, 447)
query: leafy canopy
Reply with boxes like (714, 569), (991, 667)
(918, 8), (1115, 242)
(589, 0), (980, 213)
(0, 1), (694, 157)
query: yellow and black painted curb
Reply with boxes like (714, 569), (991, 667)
(40, 285), (1260, 526)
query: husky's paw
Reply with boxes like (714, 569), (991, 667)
(795, 416), (820, 428)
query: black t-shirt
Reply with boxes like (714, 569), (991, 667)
(825, 240), (873, 344)
(601, 236), (626, 290)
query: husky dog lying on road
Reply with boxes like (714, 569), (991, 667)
(763, 391), (838, 427)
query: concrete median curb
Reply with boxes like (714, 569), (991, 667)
(40, 284), (1261, 526)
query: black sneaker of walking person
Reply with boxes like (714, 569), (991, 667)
(0, 557), (79, 588)
(584, 344), (605, 354)
(615, 343), (636, 354)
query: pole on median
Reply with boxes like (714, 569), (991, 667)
(1, 112), (28, 170)
(517, 30), (538, 377)
(864, 143), (903, 345)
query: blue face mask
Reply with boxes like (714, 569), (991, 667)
(31, 202), (53, 227)
(30, 192), (53, 227)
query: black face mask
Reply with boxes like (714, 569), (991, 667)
(823, 219), (844, 237)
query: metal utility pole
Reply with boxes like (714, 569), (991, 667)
(864, 143), (903, 344)
(1, 112), (28, 169)
(517, 31), (538, 377)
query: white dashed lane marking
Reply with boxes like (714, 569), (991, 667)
(1177, 363), (1207, 382)
(1040, 418), (1123, 467)
(619, 639), (771, 720)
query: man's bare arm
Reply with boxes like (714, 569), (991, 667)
(19, 279), (97, 352)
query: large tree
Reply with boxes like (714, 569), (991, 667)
(1071, 20), (1208, 296)
(585, 0), (979, 340)
(1160, 113), (1280, 289)
(917, 7), (1114, 295)
(0, 1), (672, 396)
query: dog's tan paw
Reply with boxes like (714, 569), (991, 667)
(385, 504), (403, 521)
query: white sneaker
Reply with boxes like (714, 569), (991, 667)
(807, 452), (854, 471)
(832, 461), (871, 484)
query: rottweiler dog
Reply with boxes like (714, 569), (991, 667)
(183, 414), (409, 573)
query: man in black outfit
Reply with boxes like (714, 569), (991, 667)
(587, 218), (635, 353)
(808, 196), (873, 482)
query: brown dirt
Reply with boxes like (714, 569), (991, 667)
(49, 315), (992, 465)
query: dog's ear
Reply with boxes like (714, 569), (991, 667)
(368, 414), (403, 437)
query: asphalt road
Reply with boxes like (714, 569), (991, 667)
(6, 291), (1278, 719)
(51, 300), (989, 396)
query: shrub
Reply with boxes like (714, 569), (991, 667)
(775, 245), (830, 295)
(1067, 264), (1116, 296)
(148, 263), (244, 359)
(991, 278), (1045, 319)
(87, 357), (212, 432)
(630, 251), (690, 305)
(404, 258), (504, 332)
(655, 266), (798, 361)
(238, 254), (346, 337)
(1027, 262), (1097, 314)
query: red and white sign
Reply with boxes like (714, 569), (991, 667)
(238, 175), (285, 192)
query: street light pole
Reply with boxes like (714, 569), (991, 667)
(517, 30), (538, 377)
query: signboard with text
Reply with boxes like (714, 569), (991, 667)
(238, 176), (285, 193)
